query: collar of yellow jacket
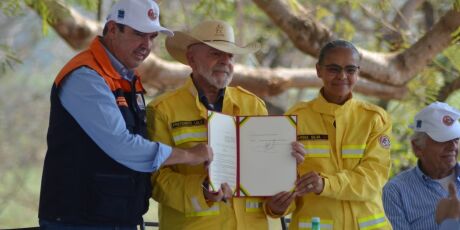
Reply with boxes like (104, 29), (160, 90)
(312, 89), (355, 116)
(183, 76), (240, 118)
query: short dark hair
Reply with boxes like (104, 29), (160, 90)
(102, 23), (125, 36)
(317, 40), (360, 65)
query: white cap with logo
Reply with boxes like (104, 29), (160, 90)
(106, 0), (173, 36)
(409, 101), (460, 142)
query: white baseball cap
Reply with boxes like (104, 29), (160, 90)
(409, 101), (460, 142)
(106, 0), (173, 36)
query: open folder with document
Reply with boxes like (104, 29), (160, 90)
(207, 111), (297, 197)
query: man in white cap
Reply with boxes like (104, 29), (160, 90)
(38, 1), (213, 229)
(146, 20), (305, 229)
(383, 102), (460, 230)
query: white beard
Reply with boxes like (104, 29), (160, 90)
(197, 64), (232, 89)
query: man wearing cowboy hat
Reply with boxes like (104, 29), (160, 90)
(146, 20), (305, 229)
(38, 1), (213, 229)
(383, 102), (460, 230)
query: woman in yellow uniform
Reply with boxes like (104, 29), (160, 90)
(283, 40), (392, 230)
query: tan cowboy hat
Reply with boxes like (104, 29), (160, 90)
(165, 20), (260, 65)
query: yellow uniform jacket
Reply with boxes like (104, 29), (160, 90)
(146, 78), (269, 230)
(285, 93), (392, 230)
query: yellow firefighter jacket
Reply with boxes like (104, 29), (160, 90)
(284, 93), (392, 230)
(146, 78), (269, 230)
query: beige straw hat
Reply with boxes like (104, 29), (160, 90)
(165, 20), (260, 65)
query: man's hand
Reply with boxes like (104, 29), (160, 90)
(203, 187), (224, 202)
(203, 183), (232, 203)
(163, 143), (213, 166)
(291, 142), (305, 165)
(221, 183), (233, 202)
(185, 143), (213, 166)
(295, 171), (324, 196)
(436, 182), (460, 224)
(266, 191), (296, 215)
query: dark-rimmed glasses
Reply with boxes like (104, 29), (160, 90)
(323, 64), (360, 76)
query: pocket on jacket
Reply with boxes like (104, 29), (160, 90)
(300, 141), (331, 173)
(87, 174), (136, 221)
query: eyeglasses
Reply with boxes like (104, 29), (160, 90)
(323, 64), (360, 76)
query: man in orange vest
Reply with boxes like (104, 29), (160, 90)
(38, 1), (212, 229)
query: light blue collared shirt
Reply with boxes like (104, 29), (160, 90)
(440, 219), (460, 230)
(383, 163), (460, 230)
(58, 44), (172, 173)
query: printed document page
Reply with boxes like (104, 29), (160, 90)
(239, 116), (297, 196)
(208, 112), (237, 191)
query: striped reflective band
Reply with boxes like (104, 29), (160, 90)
(342, 144), (366, 158)
(245, 198), (263, 213)
(172, 127), (207, 145)
(358, 213), (387, 230)
(187, 197), (219, 217)
(304, 144), (330, 158)
(298, 218), (333, 229)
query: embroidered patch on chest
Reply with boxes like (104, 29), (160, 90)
(171, 119), (206, 129)
(297, 135), (328, 141)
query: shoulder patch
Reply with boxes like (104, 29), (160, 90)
(379, 135), (391, 149)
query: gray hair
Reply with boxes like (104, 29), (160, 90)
(410, 132), (429, 149)
(317, 40), (361, 65)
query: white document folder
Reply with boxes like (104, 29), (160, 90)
(207, 111), (297, 197)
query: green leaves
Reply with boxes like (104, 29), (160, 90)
(334, 19), (356, 40)
(66, 0), (99, 11)
(443, 44), (460, 73)
(195, 0), (235, 20)
(0, 45), (22, 75)
(24, 0), (52, 35)
(0, 0), (21, 16)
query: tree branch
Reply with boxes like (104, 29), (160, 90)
(28, 0), (101, 50)
(29, 0), (421, 100)
(251, 0), (333, 57)
(139, 55), (406, 100)
(381, 0), (426, 50)
(252, 0), (460, 87)
(437, 78), (460, 101)
(392, 8), (460, 84)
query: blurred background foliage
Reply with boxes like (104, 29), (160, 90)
(0, 0), (459, 228)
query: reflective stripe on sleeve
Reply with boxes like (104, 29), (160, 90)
(342, 144), (366, 158)
(172, 127), (207, 145)
(187, 197), (219, 217)
(304, 145), (330, 158)
(358, 213), (387, 230)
